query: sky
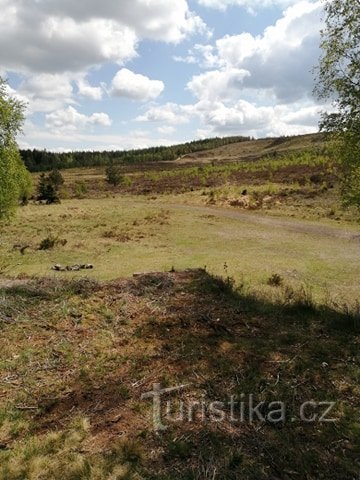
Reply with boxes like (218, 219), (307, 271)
(0, 0), (327, 151)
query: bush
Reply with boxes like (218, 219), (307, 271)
(37, 170), (64, 204)
(74, 181), (87, 198)
(106, 163), (122, 186)
(39, 235), (67, 250)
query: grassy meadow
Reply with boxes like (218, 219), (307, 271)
(0, 134), (359, 479)
(1, 194), (360, 306)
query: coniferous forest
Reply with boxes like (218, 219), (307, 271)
(20, 136), (250, 172)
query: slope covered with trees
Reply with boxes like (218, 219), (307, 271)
(20, 136), (251, 172)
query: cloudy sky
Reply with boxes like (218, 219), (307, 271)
(1, 0), (326, 151)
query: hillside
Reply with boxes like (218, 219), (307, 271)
(175, 133), (327, 165)
(21, 133), (326, 172)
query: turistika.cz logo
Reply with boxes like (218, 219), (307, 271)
(141, 383), (337, 432)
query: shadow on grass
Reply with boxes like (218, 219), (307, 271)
(0, 269), (358, 480)
(131, 270), (359, 479)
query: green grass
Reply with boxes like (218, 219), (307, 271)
(1, 195), (359, 306)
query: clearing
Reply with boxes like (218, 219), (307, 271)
(0, 134), (359, 479)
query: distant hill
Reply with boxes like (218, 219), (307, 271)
(20, 136), (250, 172)
(20, 133), (326, 172)
(175, 133), (326, 165)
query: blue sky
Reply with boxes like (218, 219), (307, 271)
(0, 0), (325, 151)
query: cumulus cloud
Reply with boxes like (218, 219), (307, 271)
(46, 106), (112, 132)
(77, 78), (103, 100)
(14, 73), (75, 113)
(0, 0), (208, 74)
(110, 69), (164, 102)
(187, 68), (250, 100)
(39, 0), (209, 42)
(189, 98), (320, 137)
(8, 73), (104, 114)
(186, 1), (322, 103)
(136, 103), (189, 124)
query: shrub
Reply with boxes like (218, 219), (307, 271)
(39, 235), (57, 250)
(74, 181), (87, 198)
(37, 170), (64, 204)
(106, 163), (122, 186)
(38, 235), (67, 250)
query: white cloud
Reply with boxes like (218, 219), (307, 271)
(136, 103), (189, 124)
(187, 1), (322, 103)
(21, 120), (179, 151)
(187, 68), (250, 100)
(0, 0), (208, 74)
(77, 78), (103, 100)
(174, 44), (219, 68)
(173, 55), (197, 64)
(190, 98), (320, 137)
(110, 69), (164, 102)
(46, 106), (112, 132)
(8, 73), (104, 114)
(14, 73), (75, 113)
(187, 98), (272, 133)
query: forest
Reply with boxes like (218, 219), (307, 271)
(20, 136), (251, 172)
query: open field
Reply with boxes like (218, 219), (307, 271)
(1, 195), (360, 306)
(1, 135), (359, 479)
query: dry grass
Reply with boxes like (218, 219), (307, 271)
(0, 270), (358, 479)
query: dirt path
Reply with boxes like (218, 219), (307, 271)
(167, 203), (360, 241)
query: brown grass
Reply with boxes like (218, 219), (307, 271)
(0, 270), (358, 479)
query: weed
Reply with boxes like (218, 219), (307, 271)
(267, 273), (284, 287)
(74, 181), (88, 198)
(38, 235), (67, 250)
(112, 439), (144, 465)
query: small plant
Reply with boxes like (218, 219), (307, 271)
(207, 190), (216, 204)
(122, 175), (133, 187)
(267, 273), (284, 287)
(74, 181), (87, 198)
(112, 439), (144, 465)
(39, 235), (57, 250)
(38, 235), (67, 250)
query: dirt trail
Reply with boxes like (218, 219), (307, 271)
(167, 203), (360, 241)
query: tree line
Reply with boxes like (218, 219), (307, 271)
(20, 136), (251, 172)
